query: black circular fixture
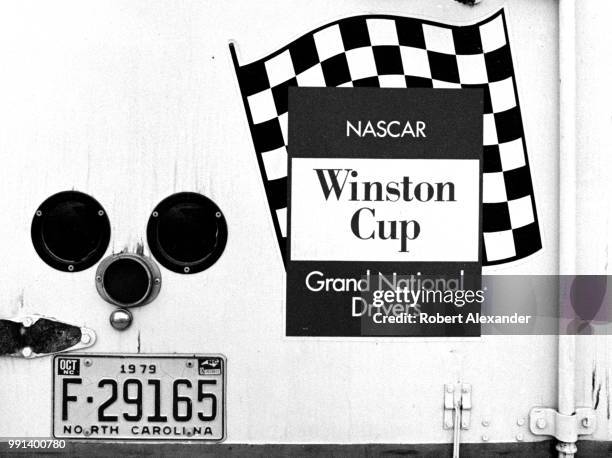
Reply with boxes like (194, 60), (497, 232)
(31, 191), (111, 272)
(103, 258), (149, 304)
(147, 192), (228, 274)
(96, 253), (161, 307)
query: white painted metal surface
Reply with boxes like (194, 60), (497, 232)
(0, 0), (607, 447)
(574, 0), (612, 446)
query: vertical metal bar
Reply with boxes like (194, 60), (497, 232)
(452, 400), (461, 458)
(558, 0), (577, 456)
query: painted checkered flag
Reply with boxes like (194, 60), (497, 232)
(231, 9), (541, 266)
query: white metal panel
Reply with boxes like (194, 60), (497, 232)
(574, 0), (612, 442)
(0, 0), (562, 444)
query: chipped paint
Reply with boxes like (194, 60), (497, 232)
(607, 369), (611, 421)
(594, 382), (602, 410)
(117, 241), (146, 257)
(592, 363), (602, 411)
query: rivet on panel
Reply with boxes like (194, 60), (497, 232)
(536, 418), (547, 429)
(581, 417), (591, 428)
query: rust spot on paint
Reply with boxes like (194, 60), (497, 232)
(117, 242), (145, 256)
(591, 364), (603, 411)
(607, 370), (611, 420)
(29, 318), (81, 354)
(594, 384), (602, 410)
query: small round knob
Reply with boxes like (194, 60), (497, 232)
(110, 308), (133, 331)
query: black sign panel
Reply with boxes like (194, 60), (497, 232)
(286, 87), (483, 337)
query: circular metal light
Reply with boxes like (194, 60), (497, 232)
(31, 191), (111, 272)
(147, 192), (227, 274)
(96, 253), (161, 307)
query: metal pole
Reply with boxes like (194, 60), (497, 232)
(558, 0), (577, 456)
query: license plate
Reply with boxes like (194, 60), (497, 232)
(52, 354), (225, 441)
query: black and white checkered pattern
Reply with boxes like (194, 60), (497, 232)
(232, 10), (541, 266)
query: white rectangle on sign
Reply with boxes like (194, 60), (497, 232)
(290, 158), (480, 262)
(53, 354), (225, 441)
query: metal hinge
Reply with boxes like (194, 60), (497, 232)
(0, 314), (96, 358)
(444, 383), (472, 430)
(529, 407), (596, 442)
